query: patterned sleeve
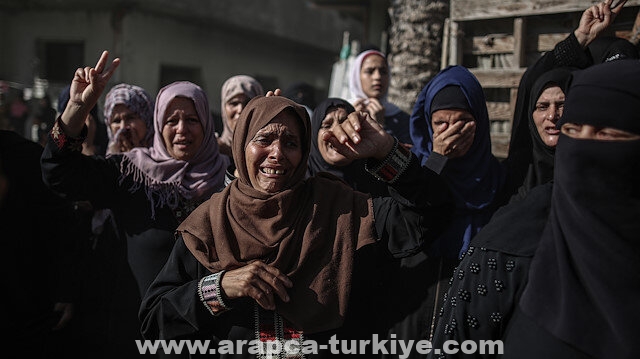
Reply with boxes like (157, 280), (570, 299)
(552, 32), (592, 69)
(428, 245), (532, 359)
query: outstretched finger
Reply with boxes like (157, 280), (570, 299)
(328, 119), (350, 144)
(610, 0), (626, 15)
(101, 58), (121, 82)
(94, 50), (110, 74)
(321, 130), (358, 159)
(461, 120), (476, 136)
(339, 119), (361, 144)
(441, 120), (466, 140)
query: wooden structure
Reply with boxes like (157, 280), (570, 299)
(442, 0), (640, 158)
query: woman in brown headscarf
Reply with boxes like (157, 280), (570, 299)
(140, 95), (453, 357)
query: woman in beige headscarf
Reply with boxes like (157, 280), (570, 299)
(217, 75), (264, 162)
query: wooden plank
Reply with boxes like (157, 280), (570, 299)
(470, 68), (526, 88)
(468, 34), (514, 54)
(509, 87), (519, 132)
(534, 33), (570, 51)
(490, 133), (510, 159)
(465, 33), (571, 55)
(513, 18), (526, 67)
(449, 21), (463, 65)
(441, 18), (451, 69)
(451, 0), (640, 21)
(487, 101), (512, 120)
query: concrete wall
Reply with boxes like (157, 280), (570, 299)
(0, 0), (367, 116)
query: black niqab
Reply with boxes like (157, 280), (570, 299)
(518, 59), (640, 358)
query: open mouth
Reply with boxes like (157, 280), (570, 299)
(261, 168), (285, 175)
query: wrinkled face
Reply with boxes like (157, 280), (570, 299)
(533, 86), (565, 147)
(359, 54), (389, 99)
(110, 104), (149, 150)
(224, 93), (250, 134)
(162, 97), (204, 162)
(431, 109), (476, 156)
(317, 106), (352, 166)
(561, 123), (640, 141)
(245, 110), (303, 193)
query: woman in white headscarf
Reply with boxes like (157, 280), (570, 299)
(348, 49), (413, 146)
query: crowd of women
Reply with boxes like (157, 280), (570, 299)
(2, 0), (638, 358)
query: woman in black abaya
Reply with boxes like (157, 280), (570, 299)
(503, 59), (640, 359)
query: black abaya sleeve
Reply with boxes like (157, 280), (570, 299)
(139, 238), (215, 341)
(372, 153), (453, 258)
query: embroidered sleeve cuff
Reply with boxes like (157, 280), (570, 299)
(50, 116), (87, 152)
(198, 271), (231, 316)
(365, 137), (412, 183)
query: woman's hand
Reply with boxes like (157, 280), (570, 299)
(265, 89), (282, 97)
(109, 128), (136, 153)
(353, 97), (385, 125)
(62, 50), (120, 137)
(321, 111), (394, 161)
(574, 0), (626, 48)
(432, 120), (476, 159)
(219, 261), (292, 310)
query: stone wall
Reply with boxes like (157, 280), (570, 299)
(386, 0), (450, 114)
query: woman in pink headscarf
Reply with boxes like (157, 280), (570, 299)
(41, 51), (229, 358)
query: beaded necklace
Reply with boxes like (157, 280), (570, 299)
(254, 304), (305, 359)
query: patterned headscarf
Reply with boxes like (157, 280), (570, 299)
(218, 75), (264, 151)
(103, 83), (154, 149)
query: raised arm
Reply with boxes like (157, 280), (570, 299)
(574, 0), (626, 48)
(321, 110), (395, 161)
(60, 50), (120, 137)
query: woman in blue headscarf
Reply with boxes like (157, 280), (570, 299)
(410, 65), (505, 259)
(380, 65), (505, 359)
